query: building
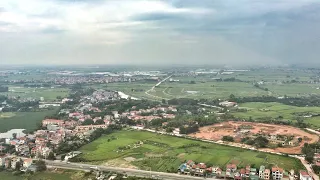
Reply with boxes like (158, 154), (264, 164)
(42, 119), (64, 127)
(23, 158), (33, 168)
(226, 164), (237, 172)
(259, 166), (265, 179)
(75, 124), (108, 131)
(299, 171), (312, 180)
(0, 155), (6, 167)
(259, 166), (270, 180)
(272, 167), (284, 180)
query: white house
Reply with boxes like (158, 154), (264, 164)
(0, 155), (6, 166)
(300, 171), (312, 180)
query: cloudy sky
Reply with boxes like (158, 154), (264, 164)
(1, 0), (320, 65)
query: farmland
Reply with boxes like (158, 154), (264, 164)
(232, 102), (320, 127)
(0, 86), (69, 101)
(100, 70), (320, 101)
(0, 108), (58, 133)
(79, 130), (304, 172)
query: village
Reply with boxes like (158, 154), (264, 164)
(178, 160), (313, 180)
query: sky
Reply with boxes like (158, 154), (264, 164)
(1, 0), (320, 66)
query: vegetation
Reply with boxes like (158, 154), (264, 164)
(77, 130), (304, 172)
(231, 102), (320, 127)
(0, 108), (59, 133)
(222, 136), (234, 142)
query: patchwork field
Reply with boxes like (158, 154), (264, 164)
(191, 121), (319, 154)
(79, 130), (304, 172)
(0, 108), (58, 133)
(0, 86), (69, 101)
(232, 102), (320, 127)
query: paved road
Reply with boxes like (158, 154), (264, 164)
(145, 75), (173, 100)
(45, 160), (213, 180)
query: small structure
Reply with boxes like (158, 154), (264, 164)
(299, 170), (312, 180)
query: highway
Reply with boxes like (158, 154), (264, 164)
(45, 160), (214, 180)
(145, 74), (173, 100)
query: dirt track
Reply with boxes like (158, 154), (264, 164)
(190, 121), (319, 154)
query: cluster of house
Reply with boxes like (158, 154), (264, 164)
(0, 156), (37, 172)
(124, 106), (177, 121)
(178, 160), (312, 180)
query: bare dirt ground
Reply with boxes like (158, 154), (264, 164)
(190, 121), (319, 154)
(104, 158), (138, 169)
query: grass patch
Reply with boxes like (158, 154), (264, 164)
(79, 130), (304, 172)
(0, 86), (69, 101)
(0, 108), (58, 133)
(232, 102), (320, 127)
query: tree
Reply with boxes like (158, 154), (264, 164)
(82, 119), (94, 125)
(222, 136), (234, 142)
(298, 137), (303, 142)
(12, 133), (17, 139)
(305, 153), (314, 164)
(15, 161), (21, 171)
(47, 152), (55, 160)
(94, 119), (104, 125)
(229, 94), (236, 101)
(35, 160), (47, 172)
(253, 136), (269, 148)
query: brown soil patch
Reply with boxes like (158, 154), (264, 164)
(104, 158), (138, 169)
(190, 121), (319, 154)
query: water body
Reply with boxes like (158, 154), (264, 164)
(0, 129), (25, 139)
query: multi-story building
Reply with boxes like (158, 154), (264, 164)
(272, 167), (284, 180)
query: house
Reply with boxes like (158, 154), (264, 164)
(173, 128), (180, 135)
(5, 158), (11, 169)
(227, 164), (237, 172)
(178, 163), (189, 175)
(245, 165), (251, 177)
(23, 158), (33, 168)
(240, 168), (246, 177)
(234, 172), (242, 180)
(259, 166), (265, 179)
(11, 157), (22, 170)
(299, 171), (312, 180)
(264, 169), (271, 180)
(272, 167), (284, 180)
(0, 155), (6, 167)
(259, 166), (271, 179)
(192, 163), (207, 176)
(250, 168), (257, 175)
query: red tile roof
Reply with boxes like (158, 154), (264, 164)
(272, 167), (283, 173)
(300, 171), (310, 177)
(227, 164), (237, 169)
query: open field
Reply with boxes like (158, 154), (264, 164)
(79, 130), (304, 171)
(0, 108), (58, 133)
(232, 102), (320, 127)
(100, 81), (269, 100)
(190, 121), (319, 154)
(0, 86), (69, 101)
(95, 72), (320, 101)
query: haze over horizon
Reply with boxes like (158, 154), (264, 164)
(1, 0), (320, 65)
